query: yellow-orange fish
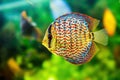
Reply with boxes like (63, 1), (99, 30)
(42, 13), (108, 64)
(103, 8), (116, 36)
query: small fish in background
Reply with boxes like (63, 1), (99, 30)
(103, 8), (117, 36)
(50, 0), (71, 19)
(42, 13), (108, 65)
(21, 11), (42, 42)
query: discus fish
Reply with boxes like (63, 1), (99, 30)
(42, 13), (108, 65)
(21, 11), (42, 42)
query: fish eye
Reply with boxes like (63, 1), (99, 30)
(48, 24), (53, 48)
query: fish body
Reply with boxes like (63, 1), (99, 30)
(42, 13), (108, 65)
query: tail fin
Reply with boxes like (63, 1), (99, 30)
(93, 29), (108, 46)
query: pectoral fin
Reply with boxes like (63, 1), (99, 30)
(93, 29), (108, 46)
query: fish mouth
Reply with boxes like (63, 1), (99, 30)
(42, 39), (48, 47)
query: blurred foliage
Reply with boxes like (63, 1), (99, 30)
(0, 0), (120, 80)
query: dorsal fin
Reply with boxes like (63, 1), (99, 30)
(73, 13), (100, 31)
(80, 14), (100, 31)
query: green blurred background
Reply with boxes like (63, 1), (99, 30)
(0, 0), (120, 80)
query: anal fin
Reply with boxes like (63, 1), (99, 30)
(84, 42), (99, 63)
